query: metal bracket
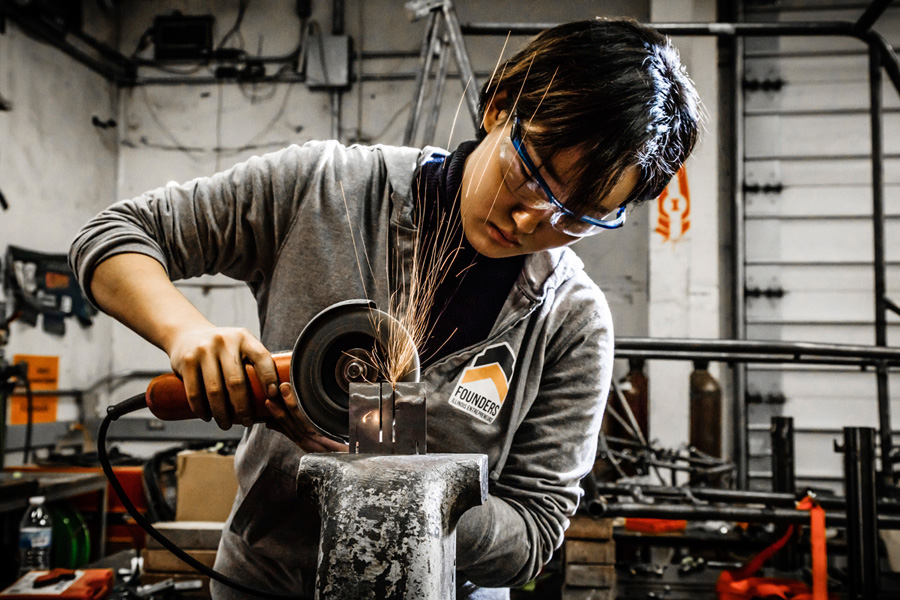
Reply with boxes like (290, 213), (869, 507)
(349, 382), (427, 454)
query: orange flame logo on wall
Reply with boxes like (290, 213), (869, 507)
(655, 167), (691, 243)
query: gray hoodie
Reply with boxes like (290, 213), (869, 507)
(69, 140), (613, 598)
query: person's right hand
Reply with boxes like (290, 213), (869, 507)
(165, 326), (279, 430)
(264, 383), (349, 453)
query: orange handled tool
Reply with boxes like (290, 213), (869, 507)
(144, 352), (293, 421)
(139, 300), (420, 443)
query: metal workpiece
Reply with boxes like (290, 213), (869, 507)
(291, 300), (421, 443)
(770, 417), (798, 571)
(298, 453), (488, 600)
(590, 500), (900, 529)
(842, 427), (880, 599)
(614, 337), (900, 367)
(614, 337), (900, 488)
(592, 480), (900, 529)
(869, 41), (894, 481)
(349, 382), (427, 454)
(594, 481), (900, 513)
(770, 417), (796, 497)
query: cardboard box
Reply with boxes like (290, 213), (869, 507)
(175, 451), (238, 522)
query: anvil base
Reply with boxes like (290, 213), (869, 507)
(297, 453), (488, 600)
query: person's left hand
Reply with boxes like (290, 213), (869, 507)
(265, 382), (349, 453)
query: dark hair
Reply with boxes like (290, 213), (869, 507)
(478, 18), (701, 214)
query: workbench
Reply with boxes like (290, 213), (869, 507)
(0, 471), (108, 559)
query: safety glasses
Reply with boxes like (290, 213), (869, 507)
(506, 116), (626, 237)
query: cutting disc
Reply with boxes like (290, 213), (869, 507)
(290, 299), (420, 443)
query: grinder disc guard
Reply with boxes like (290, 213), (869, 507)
(290, 300), (420, 442)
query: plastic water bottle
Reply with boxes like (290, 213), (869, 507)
(18, 496), (52, 575)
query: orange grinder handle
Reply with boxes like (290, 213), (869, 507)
(145, 352), (293, 421)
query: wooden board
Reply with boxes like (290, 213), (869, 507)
(145, 521), (224, 551)
(745, 113), (900, 159)
(746, 80), (900, 114)
(745, 185), (900, 218)
(740, 0), (900, 493)
(564, 539), (615, 565)
(745, 157), (900, 186)
(564, 565), (616, 588)
(746, 321), (900, 345)
(565, 517), (613, 540)
(560, 586), (617, 600)
(745, 219), (900, 263)
(141, 548), (217, 573)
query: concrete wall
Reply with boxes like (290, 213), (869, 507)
(0, 13), (119, 442)
(648, 0), (721, 456)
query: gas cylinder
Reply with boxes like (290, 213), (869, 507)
(623, 358), (649, 441)
(689, 360), (722, 458)
(601, 359), (649, 444)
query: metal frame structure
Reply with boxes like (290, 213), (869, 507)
(593, 343), (898, 596)
(615, 336), (900, 486)
(615, 337), (900, 366)
(844, 427), (880, 598)
(593, 425), (888, 598)
(461, 5), (900, 489)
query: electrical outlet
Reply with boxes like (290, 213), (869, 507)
(306, 34), (350, 89)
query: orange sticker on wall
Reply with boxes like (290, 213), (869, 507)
(655, 167), (691, 243)
(9, 355), (59, 425)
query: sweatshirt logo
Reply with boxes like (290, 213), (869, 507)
(449, 343), (516, 424)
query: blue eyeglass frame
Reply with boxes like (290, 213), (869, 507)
(510, 117), (626, 230)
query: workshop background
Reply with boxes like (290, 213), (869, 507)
(0, 0), (898, 598)
(0, 0), (722, 467)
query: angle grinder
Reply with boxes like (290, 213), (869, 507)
(143, 299), (421, 442)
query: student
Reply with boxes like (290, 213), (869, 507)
(70, 18), (700, 599)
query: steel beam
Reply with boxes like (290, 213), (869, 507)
(843, 427), (880, 599)
(771, 417), (798, 571)
(855, 0), (896, 34)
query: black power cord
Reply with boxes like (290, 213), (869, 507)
(98, 393), (307, 600)
(2, 360), (33, 463)
(22, 374), (33, 464)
